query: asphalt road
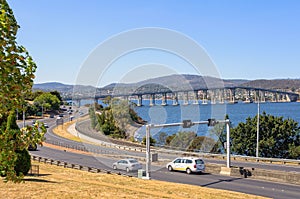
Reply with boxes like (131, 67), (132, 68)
(44, 121), (300, 173)
(30, 146), (300, 199)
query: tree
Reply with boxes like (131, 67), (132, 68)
(34, 92), (60, 112)
(141, 136), (156, 146)
(209, 114), (230, 153)
(111, 99), (131, 130)
(0, 1), (46, 182)
(166, 131), (196, 150)
(187, 136), (219, 153)
(92, 98), (144, 139)
(165, 134), (176, 145)
(231, 112), (300, 159)
(89, 106), (97, 129)
(50, 90), (62, 103)
(157, 132), (167, 145)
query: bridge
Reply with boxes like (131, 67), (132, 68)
(70, 85), (299, 107)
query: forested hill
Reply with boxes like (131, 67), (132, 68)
(241, 79), (300, 91)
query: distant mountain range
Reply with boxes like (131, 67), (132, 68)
(33, 74), (300, 98)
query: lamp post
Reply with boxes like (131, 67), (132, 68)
(256, 92), (260, 158)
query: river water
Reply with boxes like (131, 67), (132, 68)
(77, 99), (300, 139)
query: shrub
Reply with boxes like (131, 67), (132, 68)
(14, 149), (31, 176)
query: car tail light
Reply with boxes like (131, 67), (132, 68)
(194, 164), (197, 168)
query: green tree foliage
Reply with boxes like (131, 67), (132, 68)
(91, 98), (144, 139)
(165, 134), (176, 145)
(157, 132), (167, 145)
(50, 90), (62, 103)
(187, 136), (219, 153)
(111, 99), (131, 130)
(34, 92), (60, 111)
(0, 1), (46, 182)
(209, 115), (230, 153)
(166, 131), (196, 150)
(89, 106), (97, 129)
(95, 108), (126, 138)
(231, 112), (300, 159)
(141, 136), (156, 146)
(14, 149), (31, 176)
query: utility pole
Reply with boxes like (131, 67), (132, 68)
(256, 92), (260, 158)
(145, 124), (151, 179)
(226, 121), (231, 168)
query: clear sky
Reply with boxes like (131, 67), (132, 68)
(7, 0), (300, 86)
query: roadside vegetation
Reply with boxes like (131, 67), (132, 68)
(21, 90), (62, 118)
(0, 0), (46, 182)
(89, 97), (145, 139)
(230, 112), (300, 159)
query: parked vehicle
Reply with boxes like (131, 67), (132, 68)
(112, 159), (142, 172)
(166, 157), (205, 174)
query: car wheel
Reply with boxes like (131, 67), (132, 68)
(113, 165), (117, 170)
(126, 167), (130, 173)
(168, 165), (173, 171)
(186, 168), (192, 174)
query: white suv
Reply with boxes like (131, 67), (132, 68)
(166, 157), (205, 174)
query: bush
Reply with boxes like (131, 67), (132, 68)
(14, 149), (31, 176)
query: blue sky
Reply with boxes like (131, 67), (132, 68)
(7, 0), (300, 86)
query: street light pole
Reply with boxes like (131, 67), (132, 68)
(145, 124), (151, 179)
(226, 120), (231, 168)
(256, 93), (260, 158)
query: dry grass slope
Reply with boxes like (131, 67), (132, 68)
(1, 163), (269, 199)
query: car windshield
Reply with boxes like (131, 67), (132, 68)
(129, 159), (138, 163)
(195, 159), (204, 164)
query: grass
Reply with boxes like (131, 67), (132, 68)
(52, 120), (83, 142)
(0, 162), (269, 199)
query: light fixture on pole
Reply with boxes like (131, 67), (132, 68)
(256, 91), (260, 158)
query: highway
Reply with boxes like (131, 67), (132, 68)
(44, 118), (300, 173)
(24, 112), (300, 199)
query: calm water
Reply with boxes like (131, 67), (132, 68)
(132, 100), (300, 139)
(77, 99), (300, 139)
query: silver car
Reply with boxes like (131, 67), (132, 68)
(112, 158), (142, 172)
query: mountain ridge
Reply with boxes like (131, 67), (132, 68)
(33, 74), (300, 98)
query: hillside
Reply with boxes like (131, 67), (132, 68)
(33, 75), (300, 99)
(241, 79), (300, 92)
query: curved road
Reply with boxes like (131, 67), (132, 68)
(28, 115), (300, 199)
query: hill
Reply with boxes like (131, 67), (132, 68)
(241, 79), (300, 92)
(33, 75), (300, 99)
(33, 82), (73, 92)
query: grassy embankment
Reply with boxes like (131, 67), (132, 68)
(1, 162), (269, 199)
(0, 120), (269, 199)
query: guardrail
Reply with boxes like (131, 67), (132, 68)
(31, 155), (133, 177)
